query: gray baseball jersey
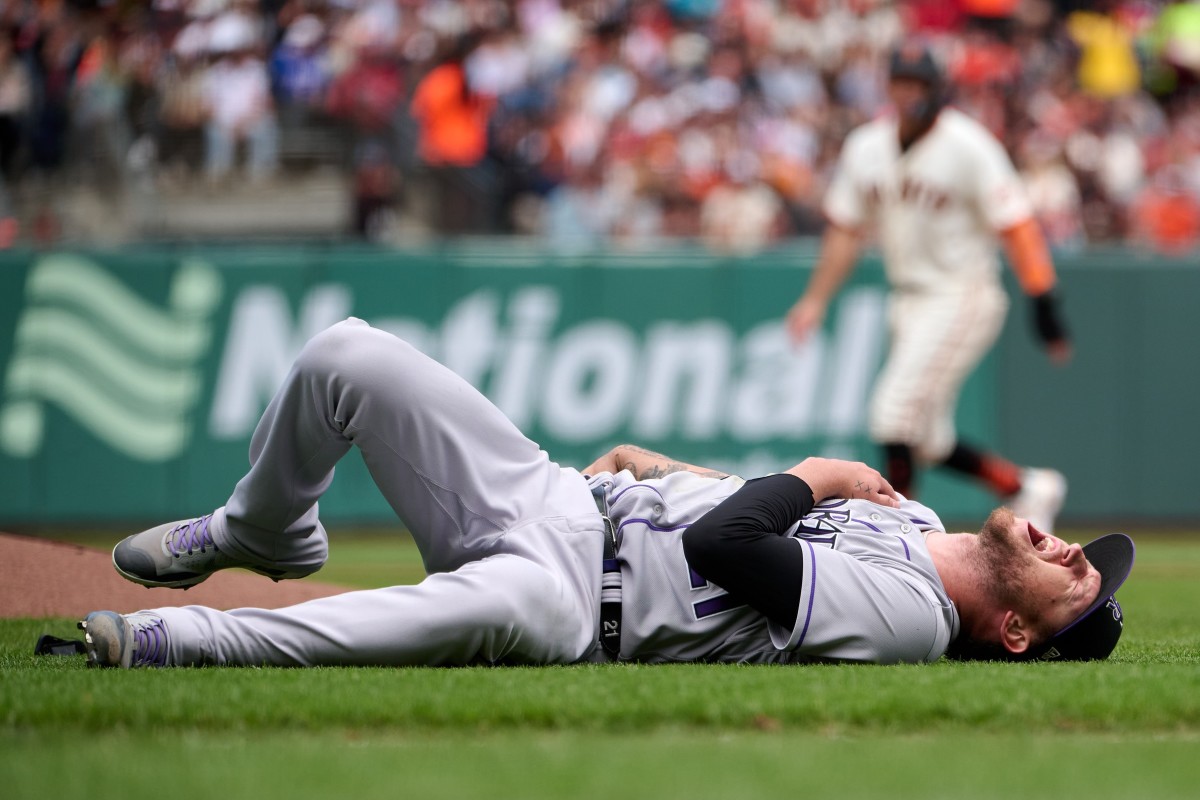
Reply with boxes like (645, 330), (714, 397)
(589, 469), (959, 664)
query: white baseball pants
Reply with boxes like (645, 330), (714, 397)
(152, 318), (606, 667)
(869, 283), (1008, 462)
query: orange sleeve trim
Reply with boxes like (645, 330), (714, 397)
(1000, 218), (1057, 296)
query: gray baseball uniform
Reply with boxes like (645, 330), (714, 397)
(590, 469), (957, 664)
(142, 318), (958, 667)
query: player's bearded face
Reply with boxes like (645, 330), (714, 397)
(888, 77), (933, 123)
(975, 507), (1041, 616)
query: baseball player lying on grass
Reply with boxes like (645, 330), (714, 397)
(80, 318), (1133, 669)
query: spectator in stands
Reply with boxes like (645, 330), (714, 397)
(270, 12), (331, 111)
(27, 16), (82, 243)
(1131, 163), (1200, 254)
(540, 155), (617, 251)
(121, 23), (164, 178)
(201, 8), (278, 186)
(72, 29), (131, 193)
(1066, 4), (1142, 100)
(410, 32), (496, 234)
(0, 33), (28, 186)
(699, 169), (786, 256)
(325, 39), (405, 239)
(0, 32), (28, 244)
(1150, 1), (1200, 97)
(156, 7), (211, 178)
(1018, 130), (1086, 251)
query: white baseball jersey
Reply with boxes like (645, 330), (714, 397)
(589, 470), (960, 665)
(824, 107), (1033, 292)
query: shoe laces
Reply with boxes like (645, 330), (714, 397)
(127, 614), (169, 667)
(166, 515), (216, 557)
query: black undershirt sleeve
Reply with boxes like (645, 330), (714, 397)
(680, 473), (816, 629)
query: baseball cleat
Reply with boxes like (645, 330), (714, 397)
(112, 514), (313, 589)
(1011, 468), (1067, 534)
(79, 611), (169, 668)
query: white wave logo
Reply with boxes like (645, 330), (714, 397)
(0, 255), (223, 461)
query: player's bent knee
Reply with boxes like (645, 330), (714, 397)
(294, 318), (405, 385)
(295, 318), (367, 370)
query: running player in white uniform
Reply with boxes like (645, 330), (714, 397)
(80, 319), (1132, 669)
(786, 42), (1072, 532)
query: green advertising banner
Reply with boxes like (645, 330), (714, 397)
(0, 244), (1195, 527)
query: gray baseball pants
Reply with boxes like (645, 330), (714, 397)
(152, 317), (606, 666)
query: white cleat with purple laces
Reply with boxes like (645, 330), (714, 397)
(111, 514), (312, 589)
(78, 611), (170, 669)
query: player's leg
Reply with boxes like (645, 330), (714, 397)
(223, 316), (599, 566)
(85, 553), (590, 668)
(870, 286), (1007, 495)
(937, 438), (1066, 531)
(939, 441), (1020, 496)
(901, 290), (1068, 530)
(881, 442), (916, 497)
(115, 318), (601, 589)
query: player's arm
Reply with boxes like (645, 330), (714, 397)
(785, 222), (863, 343)
(682, 459), (898, 627)
(1000, 218), (1071, 364)
(582, 444), (730, 480)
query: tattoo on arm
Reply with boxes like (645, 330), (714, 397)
(616, 444), (730, 481)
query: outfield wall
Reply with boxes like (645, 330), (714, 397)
(0, 244), (1195, 525)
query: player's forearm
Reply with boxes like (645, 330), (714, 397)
(1000, 219), (1070, 357)
(803, 223), (862, 305)
(593, 444), (730, 481)
(1000, 218), (1057, 296)
(682, 474), (815, 627)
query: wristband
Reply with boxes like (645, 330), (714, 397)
(1032, 291), (1068, 345)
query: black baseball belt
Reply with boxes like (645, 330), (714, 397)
(592, 487), (622, 660)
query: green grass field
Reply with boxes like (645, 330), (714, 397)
(2, 528), (1198, 800)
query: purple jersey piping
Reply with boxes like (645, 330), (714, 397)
(796, 539), (818, 647)
(611, 484), (665, 505)
(853, 517), (883, 533)
(616, 519), (687, 536)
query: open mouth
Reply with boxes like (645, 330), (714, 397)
(1027, 522), (1054, 552)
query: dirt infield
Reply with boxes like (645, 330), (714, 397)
(0, 532), (351, 618)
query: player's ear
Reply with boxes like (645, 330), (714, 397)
(999, 610), (1032, 654)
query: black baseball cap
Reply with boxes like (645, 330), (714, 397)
(888, 43), (942, 85)
(1025, 533), (1135, 661)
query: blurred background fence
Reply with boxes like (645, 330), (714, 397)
(0, 243), (1196, 527)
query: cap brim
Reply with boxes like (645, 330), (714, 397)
(1053, 533), (1135, 637)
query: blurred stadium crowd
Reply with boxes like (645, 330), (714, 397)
(0, 0), (1198, 252)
